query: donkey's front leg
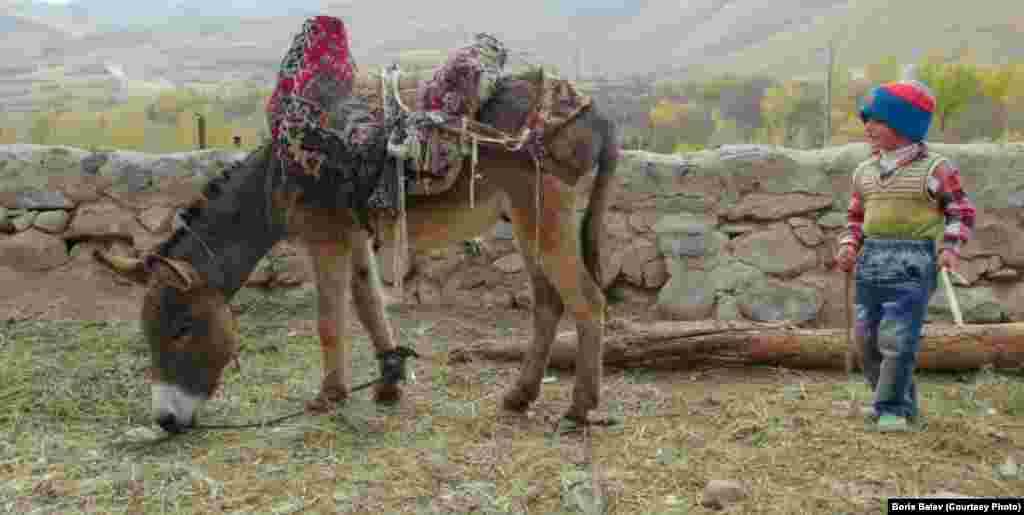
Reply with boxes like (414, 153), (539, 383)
(350, 228), (403, 403)
(305, 237), (354, 413)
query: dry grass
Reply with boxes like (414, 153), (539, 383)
(2, 288), (1023, 514)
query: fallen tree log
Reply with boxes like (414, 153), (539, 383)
(452, 320), (1024, 371)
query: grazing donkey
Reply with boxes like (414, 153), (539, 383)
(94, 71), (620, 434)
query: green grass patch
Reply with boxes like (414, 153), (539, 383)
(3, 299), (1024, 514)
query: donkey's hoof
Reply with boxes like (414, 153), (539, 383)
(305, 387), (348, 415)
(501, 389), (533, 413)
(555, 413), (623, 434)
(555, 416), (586, 434)
(372, 383), (402, 404)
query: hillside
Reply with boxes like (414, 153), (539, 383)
(0, 0), (1020, 109)
(697, 0), (1024, 79)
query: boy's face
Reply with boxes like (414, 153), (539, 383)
(864, 119), (911, 151)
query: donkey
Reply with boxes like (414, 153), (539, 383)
(94, 73), (620, 433)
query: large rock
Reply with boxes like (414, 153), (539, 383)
(642, 258), (669, 288)
(925, 142), (1024, 211)
(817, 211), (847, 229)
(48, 175), (111, 204)
(492, 221), (515, 240)
(80, 151), (109, 176)
(959, 214), (1024, 268)
(715, 294), (742, 321)
(957, 255), (1002, 285)
(0, 145), (88, 195)
(11, 211), (35, 232)
(65, 201), (145, 241)
(627, 211), (659, 233)
(991, 282), (1024, 321)
(701, 479), (750, 510)
(33, 210), (70, 234)
(137, 206), (175, 233)
(492, 254), (525, 274)
(656, 260), (715, 320)
(416, 250), (463, 282)
(707, 258), (765, 293)
(618, 151), (699, 197)
(737, 277), (821, 323)
(11, 189), (74, 210)
(620, 239), (660, 287)
(731, 223), (819, 278)
(787, 217), (825, 247)
(604, 211), (634, 241)
(653, 213), (722, 258)
(724, 192), (834, 222)
(929, 283), (1013, 324)
(0, 229), (70, 271)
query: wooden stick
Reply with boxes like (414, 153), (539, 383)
(941, 267), (964, 327)
(844, 271), (854, 375)
(457, 320), (1024, 371)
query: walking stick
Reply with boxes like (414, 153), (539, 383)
(940, 267), (965, 327)
(844, 270), (854, 375)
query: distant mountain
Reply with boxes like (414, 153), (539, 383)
(2, 0), (1020, 93)
(10, 0), (323, 29)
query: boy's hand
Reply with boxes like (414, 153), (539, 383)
(939, 249), (960, 272)
(835, 244), (857, 273)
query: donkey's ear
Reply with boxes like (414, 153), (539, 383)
(146, 255), (203, 293)
(92, 249), (150, 285)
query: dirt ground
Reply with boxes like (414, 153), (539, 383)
(2, 276), (1023, 514)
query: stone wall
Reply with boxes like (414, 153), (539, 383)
(1, 142), (1022, 326)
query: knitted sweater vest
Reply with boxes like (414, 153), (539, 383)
(852, 152), (947, 244)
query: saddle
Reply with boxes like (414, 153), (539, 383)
(352, 34), (592, 198)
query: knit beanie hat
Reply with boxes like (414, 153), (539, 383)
(859, 80), (936, 142)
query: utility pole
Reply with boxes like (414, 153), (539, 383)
(822, 40), (834, 148)
(577, 46), (585, 81)
(195, 113), (207, 150)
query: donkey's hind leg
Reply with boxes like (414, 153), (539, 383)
(501, 174), (606, 423)
(500, 241), (565, 413)
(349, 225), (403, 403)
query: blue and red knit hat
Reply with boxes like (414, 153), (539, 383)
(859, 80), (936, 142)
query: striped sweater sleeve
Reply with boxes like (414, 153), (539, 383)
(838, 168), (865, 251)
(927, 159), (977, 255)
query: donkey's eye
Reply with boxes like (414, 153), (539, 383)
(174, 322), (192, 339)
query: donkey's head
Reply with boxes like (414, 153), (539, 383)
(96, 250), (240, 432)
(93, 145), (286, 433)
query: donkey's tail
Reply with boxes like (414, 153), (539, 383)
(579, 111), (619, 293)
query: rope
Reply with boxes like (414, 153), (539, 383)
(177, 374), (387, 431)
(186, 347), (419, 432)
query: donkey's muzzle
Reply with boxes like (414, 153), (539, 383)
(156, 412), (188, 434)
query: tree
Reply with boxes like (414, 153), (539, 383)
(647, 99), (709, 152)
(916, 58), (981, 132)
(28, 112), (54, 144)
(977, 64), (1018, 140)
(648, 99), (691, 129)
(863, 55), (902, 86)
(719, 76), (773, 133)
(759, 86), (788, 144)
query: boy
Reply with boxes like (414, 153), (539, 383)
(835, 80), (976, 432)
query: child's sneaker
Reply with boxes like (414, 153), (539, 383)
(876, 415), (910, 433)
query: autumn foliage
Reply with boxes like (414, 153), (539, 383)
(4, 49), (1023, 152)
(633, 49), (1024, 152)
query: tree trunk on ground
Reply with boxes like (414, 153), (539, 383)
(451, 320), (1024, 372)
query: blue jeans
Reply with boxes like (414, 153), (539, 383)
(854, 238), (938, 419)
